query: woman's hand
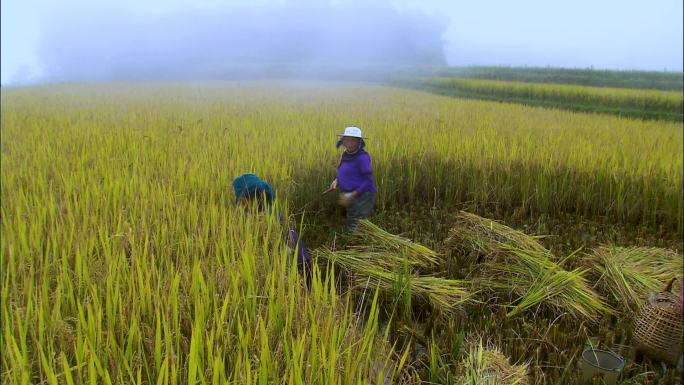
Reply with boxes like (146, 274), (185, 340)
(329, 179), (338, 190)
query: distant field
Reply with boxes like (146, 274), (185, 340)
(396, 77), (683, 121)
(2, 82), (682, 384)
(403, 66), (684, 91)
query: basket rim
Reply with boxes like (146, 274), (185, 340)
(580, 348), (625, 372)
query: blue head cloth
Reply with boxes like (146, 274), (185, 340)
(232, 174), (274, 206)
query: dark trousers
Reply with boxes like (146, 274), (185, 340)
(346, 192), (376, 231)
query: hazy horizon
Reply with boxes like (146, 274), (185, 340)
(2, 0), (682, 85)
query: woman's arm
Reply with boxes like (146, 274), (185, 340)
(354, 153), (374, 195)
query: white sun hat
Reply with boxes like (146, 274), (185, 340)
(338, 126), (366, 138)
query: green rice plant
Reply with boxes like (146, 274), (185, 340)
(583, 246), (684, 312)
(0, 81), (680, 384)
(5, 81), (683, 232)
(0, 100), (409, 384)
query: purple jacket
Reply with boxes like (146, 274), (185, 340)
(337, 151), (377, 194)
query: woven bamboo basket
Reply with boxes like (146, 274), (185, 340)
(632, 278), (683, 365)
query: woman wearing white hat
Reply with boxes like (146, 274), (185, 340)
(328, 126), (377, 231)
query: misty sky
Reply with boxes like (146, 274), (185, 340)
(2, 0), (683, 84)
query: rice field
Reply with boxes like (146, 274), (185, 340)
(424, 78), (682, 112)
(401, 77), (684, 120)
(406, 66), (684, 91)
(1, 81), (682, 384)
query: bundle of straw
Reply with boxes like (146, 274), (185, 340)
(446, 211), (610, 320)
(315, 250), (413, 272)
(351, 269), (471, 315)
(502, 266), (609, 319)
(316, 247), (471, 315)
(350, 219), (441, 268)
(456, 339), (529, 385)
(317, 220), (470, 314)
(583, 246), (683, 312)
(445, 211), (550, 264)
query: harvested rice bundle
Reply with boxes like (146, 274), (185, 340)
(445, 211), (550, 265)
(584, 246), (683, 312)
(315, 249), (414, 272)
(503, 266), (610, 319)
(351, 220), (441, 268)
(480, 260), (610, 319)
(316, 248), (472, 315)
(350, 269), (472, 315)
(456, 339), (529, 385)
(446, 211), (610, 320)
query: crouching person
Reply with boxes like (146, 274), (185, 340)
(232, 173), (312, 287)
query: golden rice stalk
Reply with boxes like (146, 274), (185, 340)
(446, 211), (610, 320)
(583, 245), (683, 312)
(445, 211), (551, 265)
(503, 266), (611, 319)
(351, 219), (441, 267)
(351, 270), (472, 316)
(316, 248), (472, 315)
(314, 249), (412, 272)
(456, 339), (529, 385)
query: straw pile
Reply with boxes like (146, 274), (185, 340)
(316, 220), (470, 315)
(349, 220), (441, 269)
(446, 211), (610, 320)
(583, 246), (683, 312)
(446, 211), (551, 266)
(456, 339), (529, 385)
